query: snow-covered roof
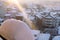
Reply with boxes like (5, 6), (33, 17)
(31, 30), (40, 35)
(52, 36), (60, 40)
(44, 13), (55, 19)
(57, 26), (60, 34)
(35, 12), (42, 19)
(4, 14), (11, 16)
(36, 14), (42, 19)
(56, 17), (60, 19)
(25, 9), (31, 13)
(0, 18), (4, 21)
(38, 33), (50, 40)
(50, 12), (57, 17)
(7, 10), (17, 14)
(9, 10), (17, 13)
(53, 6), (60, 10)
(31, 30), (40, 40)
(16, 13), (23, 16)
(29, 16), (35, 20)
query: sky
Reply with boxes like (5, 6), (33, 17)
(18, 0), (60, 8)
(2, 0), (60, 4)
(18, 0), (60, 4)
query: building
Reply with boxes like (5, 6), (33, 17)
(42, 12), (56, 28)
(55, 12), (60, 27)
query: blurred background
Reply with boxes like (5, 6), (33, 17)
(0, 0), (60, 40)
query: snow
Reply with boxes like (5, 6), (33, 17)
(29, 16), (35, 20)
(16, 13), (23, 16)
(36, 15), (42, 19)
(53, 6), (60, 10)
(38, 33), (50, 40)
(52, 36), (60, 40)
(57, 26), (60, 34)
(56, 17), (60, 19)
(7, 10), (17, 14)
(50, 12), (57, 17)
(0, 38), (3, 40)
(4, 14), (11, 16)
(0, 18), (4, 25)
(31, 30), (40, 40)
(25, 9), (31, 13)
(0, 18), (4, 21)
(31, 30), (40, 35)
(10, 10), (17, 13)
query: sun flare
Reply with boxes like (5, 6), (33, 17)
(6, 0), (36, 29)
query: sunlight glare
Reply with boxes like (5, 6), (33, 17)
(7, 0), (37, 29)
